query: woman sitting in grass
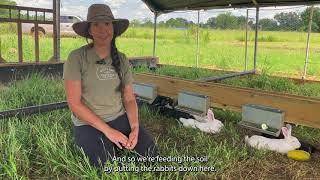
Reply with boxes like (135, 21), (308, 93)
(63, 4), (159, 168)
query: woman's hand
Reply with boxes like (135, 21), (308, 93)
(104, 128), (128, 149)
(125, 127), (139, 150)
(122, 84), (139, 150)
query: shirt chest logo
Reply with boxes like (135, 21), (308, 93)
(96, 65), (117, 80)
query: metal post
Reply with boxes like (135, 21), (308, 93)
(152, 12), (158, 57)
(196, 10), (200, 68)
(18, 22), (23, 63)
(57, 0), (60, 61)
(253, 7), (259, 72)
(245, 9), (249, 71)
(0, 38), (1, 60)
(0, 37), (5, 63)
(35, 23), (39, 63)
(0, 38), (2, 59)
(53, 0), (60, 62)
(17, 9), (23, 63)
(303, 6), (314, 80)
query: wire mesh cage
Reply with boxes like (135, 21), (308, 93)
(143, 5), (320, 79)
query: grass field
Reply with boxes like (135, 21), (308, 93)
(1, 26), (320, 78)
(0, 73), (319, 179)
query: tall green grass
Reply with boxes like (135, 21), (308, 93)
(0, 73), (65, 111)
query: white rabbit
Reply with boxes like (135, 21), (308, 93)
(178, 117), (197, 128)
(245, 124), (301, 154)
(179, 109), (224, 134)
(193, 109), (224, 133)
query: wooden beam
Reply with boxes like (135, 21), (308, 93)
(0, 18), (53, 24)
(0, 4), (53, 13)
(0, 62), (63, 67)
(133, 73), (320, 129)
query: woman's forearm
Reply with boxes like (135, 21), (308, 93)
(123, 99), (139, 130)
(68, 102), (112, 134)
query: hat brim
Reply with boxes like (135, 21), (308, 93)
(72, 19), (129, 38)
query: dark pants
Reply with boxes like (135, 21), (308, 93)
(73, 113), (159, 168)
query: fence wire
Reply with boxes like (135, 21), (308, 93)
(157, 5), (320, 78)
(247, 6), (320, 78)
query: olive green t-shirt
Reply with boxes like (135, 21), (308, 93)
(63, 44), (134, 126)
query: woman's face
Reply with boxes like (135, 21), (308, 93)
(89, 22), (114, 46)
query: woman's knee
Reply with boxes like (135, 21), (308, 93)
(134, 126), (159, 157)
(73, 125), (117, 167)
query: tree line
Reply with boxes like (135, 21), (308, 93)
(1, 0), (319, 32)
(132, 7), (320, 32)
(0, 0), (47, 21)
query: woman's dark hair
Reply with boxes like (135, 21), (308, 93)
(110, 37), (123, 90)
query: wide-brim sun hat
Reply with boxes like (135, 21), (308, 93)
(72, 4), (129, 38)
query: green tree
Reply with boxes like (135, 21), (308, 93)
(237, 16), (246, 29)
(206, 17), (216, 28)
(0, 0), (17, 34)
(166, 18), (189, 28)
(142, 17), (153, 27)
(215, 12), (238, 29)
(0, 0), (17, 18)
(0, 0), (16, 5)
(130, 19), (141, 27)
(274, 12), (302, 31)
(199, 22), (208, 28)
(248, 20), (255, 30)
(301, 7), (320, 32)
(259, 18), (278, 31)
(158, 21), (166, 28)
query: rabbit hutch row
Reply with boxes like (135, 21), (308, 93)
(135, 0), (320, 131)
(1, 0), (320, 132)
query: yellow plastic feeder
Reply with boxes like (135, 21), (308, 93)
(287, 150), (311, 161)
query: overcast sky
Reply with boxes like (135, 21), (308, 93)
(14, 0), (310, 23)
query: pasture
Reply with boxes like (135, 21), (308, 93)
(1, 26), (320, 78)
